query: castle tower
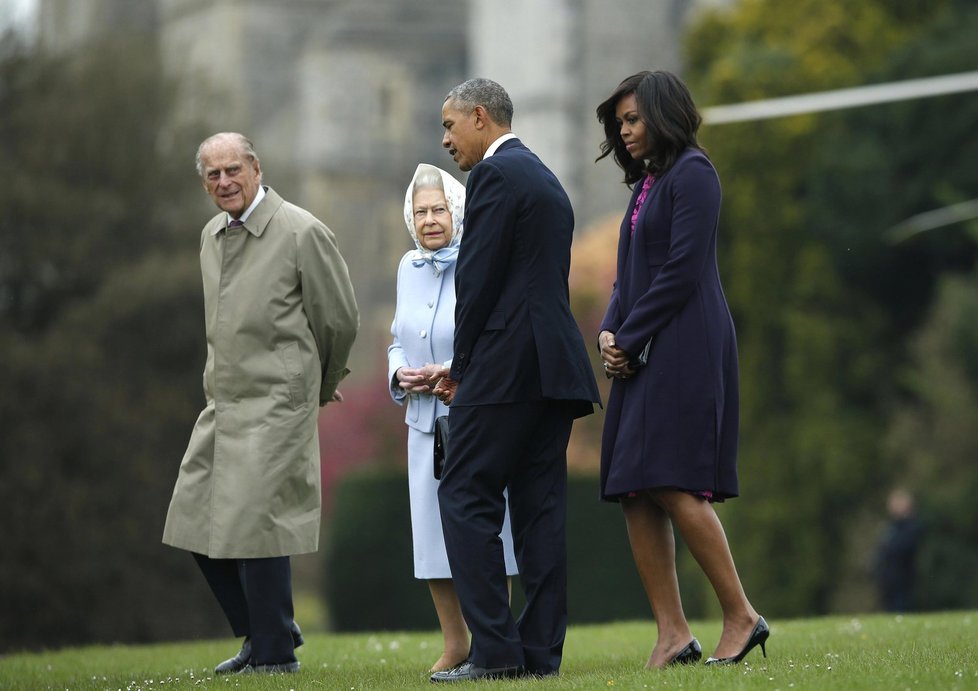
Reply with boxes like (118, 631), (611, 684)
(157, 0), (468, 362)
(37, 0), (157, 52)
(470, 0), (731, 227)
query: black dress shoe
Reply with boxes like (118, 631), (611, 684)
(239, 661), (300, 674)
(214, 621), (305, 674)
(668, 638), (703, 665)
(290, 620), (305, 649)
(430, 660), (523, 682)
(704, 616), (769, 665)
(215, 640), (251, 675)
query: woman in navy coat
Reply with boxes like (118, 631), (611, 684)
(595, 71), (768, 668)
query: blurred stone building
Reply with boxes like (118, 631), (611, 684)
(37, 0), (728, 370)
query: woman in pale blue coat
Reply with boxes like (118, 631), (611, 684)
(388, 164), (518, 672)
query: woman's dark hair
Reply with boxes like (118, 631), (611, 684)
(596, 70), (704, 185)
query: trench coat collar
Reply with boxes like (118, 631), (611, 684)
(210, 186), (283, 238)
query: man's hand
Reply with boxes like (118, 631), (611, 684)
(432, 376), (458, 405)
(321, 389), (344, 406)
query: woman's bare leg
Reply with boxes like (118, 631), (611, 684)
(622, 494), (695, 668)
(651, 489), (759, 659)
(427, 579), (469, 672)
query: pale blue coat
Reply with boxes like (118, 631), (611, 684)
(387, 257), (455, 433)
(387, 163), (517, 579)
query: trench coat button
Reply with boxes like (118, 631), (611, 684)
(427, 300), (434, 308)
(420, 329), (427, 338)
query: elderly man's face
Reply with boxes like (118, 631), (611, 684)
(199, 138), (262, 218)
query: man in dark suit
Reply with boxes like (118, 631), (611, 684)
(429, 78), (600, 682)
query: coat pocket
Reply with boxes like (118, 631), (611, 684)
(276, 341), (307, 411)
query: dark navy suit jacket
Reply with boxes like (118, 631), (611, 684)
(450, 138), (598, 412)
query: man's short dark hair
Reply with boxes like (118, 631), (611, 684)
(446, 78), (514, 127)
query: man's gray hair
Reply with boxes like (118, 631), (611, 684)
(446, 78), (513, 127)
(195, 132), (260, 176)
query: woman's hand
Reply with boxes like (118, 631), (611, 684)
(420, 363), (450, 385)
(396, 364), (453, 395)
(599, 330), (635, 380)
(395, 366), (433, 394)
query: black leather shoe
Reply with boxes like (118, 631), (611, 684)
(215, 641), (251, 675)
(430, 660), (523, 682)
(239, 661), (300, 674)
(668, 638), (703, 665)
(704, 616), (769, 665)
(290, 620), (305, 649)
(214, 621), (305, 675)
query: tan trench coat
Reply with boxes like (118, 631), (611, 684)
(162, 187), (358, 559)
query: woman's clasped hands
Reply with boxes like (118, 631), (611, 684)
(599, 330), (634, 380)
(396, 363), (457, 403)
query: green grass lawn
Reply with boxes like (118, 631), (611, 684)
(0, 611), (975, 690)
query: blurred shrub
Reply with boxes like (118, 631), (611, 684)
(0, 252), (231, 651)
(322, 468), (434, 631)
(885, 271), (978, 611)
(0, 33), (219, 652)
(685, 0), (978, 617)
(323, 468), (721, 631)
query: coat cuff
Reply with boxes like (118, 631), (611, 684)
(320, 366), (351, 404)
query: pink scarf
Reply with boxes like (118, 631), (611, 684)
(630, 174), (655, 236)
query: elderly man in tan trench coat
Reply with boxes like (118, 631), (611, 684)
(163, 132), (358, 675)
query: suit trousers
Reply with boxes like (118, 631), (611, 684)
(192, 553), (297, 665)
(438, 400), (573, 675)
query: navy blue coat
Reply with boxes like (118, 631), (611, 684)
(450, 138), (599, 413)
(599, 148), (739, 500)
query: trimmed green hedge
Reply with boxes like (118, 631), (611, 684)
(323, 468), (709, 631)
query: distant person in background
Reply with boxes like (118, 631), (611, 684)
(162, 132), (359, 675)
(874, 488), (922, 613)
(595, 71), (766, 668)
(387, 163), (518, 672)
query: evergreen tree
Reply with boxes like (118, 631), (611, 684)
(683, 0), (967, 615)
(0, 34), (217, 650)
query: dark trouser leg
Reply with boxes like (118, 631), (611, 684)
(438, 402), (572, 673)
(240, 556), (296, 665)
(438, 404), (519, 669)
(508, 403), (571, 675)
(193, 552), (249, 637)
(193, 552), (296, 664)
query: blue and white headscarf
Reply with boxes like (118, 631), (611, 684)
(403, 163), (466, 276)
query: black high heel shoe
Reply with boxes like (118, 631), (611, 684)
(668, 638), (702, 665)
(704, 616), (769, 665)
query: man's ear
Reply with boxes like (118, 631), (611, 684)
(473, 104), (490, 130)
